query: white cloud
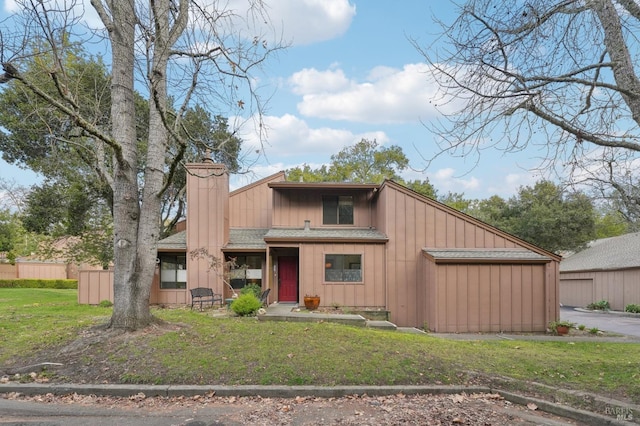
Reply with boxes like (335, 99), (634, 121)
(429, 168), (480, 193)
(291, 63), (445, 124)
(2, 0), (105, 31)
(264, 0), (356, 46)
(289, 68), (352, 95)
(225, 0), (355, 46)
(238, 113), (389, 160)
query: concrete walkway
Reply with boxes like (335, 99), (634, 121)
(260, 303), (640, 342)
(260, 302), (405, 331)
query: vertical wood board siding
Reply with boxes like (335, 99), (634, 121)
(560, 269), (640, 311)
(78, 270), (114, 305)
(186, 163), (228, 294)
(431, 263), (546, 332)
(230, 172), (284, 228)
(298, 242), (386, 308)
(272, 190), (372, 228)
(380, 181), (558, 330)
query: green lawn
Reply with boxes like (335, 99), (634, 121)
(1, 288), (639, 407)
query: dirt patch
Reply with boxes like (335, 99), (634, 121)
(1, 391), (586, 425)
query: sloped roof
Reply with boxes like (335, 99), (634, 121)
(157, 229), (270, 252)
(224, 228), (269, 251)
(423, 248), (551, 263)
(380, 179), (562, 262)
(560, 232), (640, 272)
(265, 227), (388, 242)
(157, 230), (186, 251)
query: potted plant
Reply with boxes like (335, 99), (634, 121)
(304, 294), (320, 311)
(549, 320), (574, 335)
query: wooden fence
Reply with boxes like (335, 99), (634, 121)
(77, 270), (114, 304)
(0, 261), (69, 280)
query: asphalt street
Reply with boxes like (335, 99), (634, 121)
(560, 306), (640, 338)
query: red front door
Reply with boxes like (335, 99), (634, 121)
(278, 256), (298, 302)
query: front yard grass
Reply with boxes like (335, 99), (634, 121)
(1, 288), (639, 405)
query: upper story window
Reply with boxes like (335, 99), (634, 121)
(323, 195), (353, 225)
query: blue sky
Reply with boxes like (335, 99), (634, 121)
(0, 0), (545, 201)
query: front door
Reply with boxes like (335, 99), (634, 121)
(278, 256), (298, 302)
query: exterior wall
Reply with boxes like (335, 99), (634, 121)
(0, 263), (16, 279)
(17, 262), (68, 280)
(185, 163), (229, 296)
(272, 190), (373, 228)
(230, 172), (284, 228)
(297, 242), (386, 308)
(78, 270), (114, 304)
(426, 262), (548, 332)
(378, 181), (560, 330)
(560, 269), (640, 310)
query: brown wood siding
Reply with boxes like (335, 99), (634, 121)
(17, 262), (68, 280)
(78, 270), (114, 304)
(559, 278), (594, 308)
(560, 269), (640, 311)
(381, 181), (559, 330)
(185, 163), (229, 295)
(272, 190), (373, 228)
(298, 242), (386, 308)
(430, 263), (547, 332)
(230, 172), (284, 228)
(0, 263), (16, 279)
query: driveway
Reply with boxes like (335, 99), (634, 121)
(561, 306), (640, 338)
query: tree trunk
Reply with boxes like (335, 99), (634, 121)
(107, 1), (154, 330)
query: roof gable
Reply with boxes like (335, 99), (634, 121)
(379, 179), (561, 262)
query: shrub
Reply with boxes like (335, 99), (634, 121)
(586, 300), (610, 311)
(240, 283), (262, 299)
(0, 279), (77, 289)
(589, 327), (599, 334)
(230, 293), (262, 316)
(99, 300), (113, 308)
(625, 304), (640, 313)
(578, 324), (586, 331)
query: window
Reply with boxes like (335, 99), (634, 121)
(227, 254), (263, 289)
(160, 254), (187, 289)
(323, 195), (353, 225)
(324, 254), (362, 282)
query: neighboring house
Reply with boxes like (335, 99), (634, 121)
(81, 160), (561, 332)
(560, 232), (640, 310)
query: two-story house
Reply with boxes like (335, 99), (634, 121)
(110, 159), (561, 332)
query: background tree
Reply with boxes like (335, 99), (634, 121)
(327, 139), (409, 183)
(0, 50), (243, 241)
(467, 181), (596, 253)
(0, 1), (279, 330)
(286, 139), (438, 198)
(421, 0), (640, 222)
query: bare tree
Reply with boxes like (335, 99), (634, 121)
(0, 178), (28, 214)
(0, 0), (281, 330)
(420, 0), (640, 218)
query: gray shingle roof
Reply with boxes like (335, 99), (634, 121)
(157, 230), (186, 251)
(265, 228), (388, 242)
(423, 248), (550, 261)
(225, 228), (269, 250)
(560, 232), (640, 272)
